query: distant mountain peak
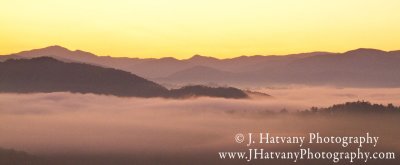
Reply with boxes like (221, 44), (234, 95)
(160, 57), (178, 61)
(14, 45), (73, 56)
(40, 45), (71, 52)
(344, 48), (387, 55)
(7, 45), (99, 62)
(187, 54), (218, 61)
(45, 45), (68, 49)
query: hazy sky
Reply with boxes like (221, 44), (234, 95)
(1, 0), (400, 59)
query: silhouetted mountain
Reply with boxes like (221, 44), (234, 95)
(0, 46), (333, 79)
(162, 49), (400, 87)
(169, 85), (248, 99)
(302, 101), (400, 114)
(0, 57), (168, 97)
(187, 54), (219, 63)
(2, 46), (400, 87)
(0, 45), (146, 75)
(0, 57), (248, 98)
(272, 48), (400, 87)
(159, 66), (237, 83)
(343, 48), (387, 56)
(4, 45), (97, 62)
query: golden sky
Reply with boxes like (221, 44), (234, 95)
(1, 0), (400, 59)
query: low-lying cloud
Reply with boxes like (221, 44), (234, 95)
(0, 87), (399, 157)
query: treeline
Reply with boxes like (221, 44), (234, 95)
(300, 101), (400, 115)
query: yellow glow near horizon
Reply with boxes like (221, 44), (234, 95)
(1, 0), (400, 59)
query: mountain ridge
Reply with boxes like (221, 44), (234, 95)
(2, 46), (400, 87)
(5, 45), (396, 61)
(0, 57), (249, 98)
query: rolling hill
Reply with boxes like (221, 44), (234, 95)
(0, 57), (248, 98)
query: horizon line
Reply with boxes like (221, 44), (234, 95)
(1, 45), (399, 60)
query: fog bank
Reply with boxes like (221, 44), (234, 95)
(0, 87), (399, 165)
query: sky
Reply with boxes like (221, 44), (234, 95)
(1, 0), (400, 59)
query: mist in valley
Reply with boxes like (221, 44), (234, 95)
(0, 87), (399, 164)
